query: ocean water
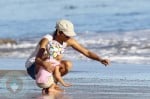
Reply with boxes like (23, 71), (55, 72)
(0, 0), (150, 64)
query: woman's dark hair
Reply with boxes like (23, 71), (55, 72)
(52, 29), (58, 40)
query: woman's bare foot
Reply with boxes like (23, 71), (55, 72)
(42, 88), (46, 95)
(42, 88), (49, 95)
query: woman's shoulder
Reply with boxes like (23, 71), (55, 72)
(42, 34), (53, 41)
(38, 34), (53, 46)
(66, 37), (78, 46)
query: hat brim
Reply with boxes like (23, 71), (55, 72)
(63, 31), (76, 37)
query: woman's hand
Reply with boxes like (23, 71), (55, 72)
(100, 59), (110, 66)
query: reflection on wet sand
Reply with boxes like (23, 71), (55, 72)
(36, 93), (72, 99)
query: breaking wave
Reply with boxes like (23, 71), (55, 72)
(0, 30), (150, 64)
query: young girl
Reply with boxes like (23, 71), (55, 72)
(35, 39), (71, 95)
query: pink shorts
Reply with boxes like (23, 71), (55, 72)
(36, 58), (60, 87)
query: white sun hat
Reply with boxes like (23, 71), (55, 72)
(55, 19), (76, 37)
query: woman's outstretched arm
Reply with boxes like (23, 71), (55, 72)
(67, 38), (110, 66)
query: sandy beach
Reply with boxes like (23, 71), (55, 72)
(0, 58), (150, 99)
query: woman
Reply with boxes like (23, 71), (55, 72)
(25, 19), (110, 86)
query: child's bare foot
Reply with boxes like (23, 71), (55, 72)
(55, 85), (64, 92)
(48, 88), (62, 95)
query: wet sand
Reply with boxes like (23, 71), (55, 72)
(0, 59), (150, 99)
(1, 79), (150, 99)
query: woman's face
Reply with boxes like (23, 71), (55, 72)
(58, 31), (70, 41)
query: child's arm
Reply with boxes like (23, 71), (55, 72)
(54, 66), (72, 87)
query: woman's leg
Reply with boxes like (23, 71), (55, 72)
(27, 63), (36, 80)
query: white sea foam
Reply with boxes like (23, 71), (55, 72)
(0, 30), (150, 64)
